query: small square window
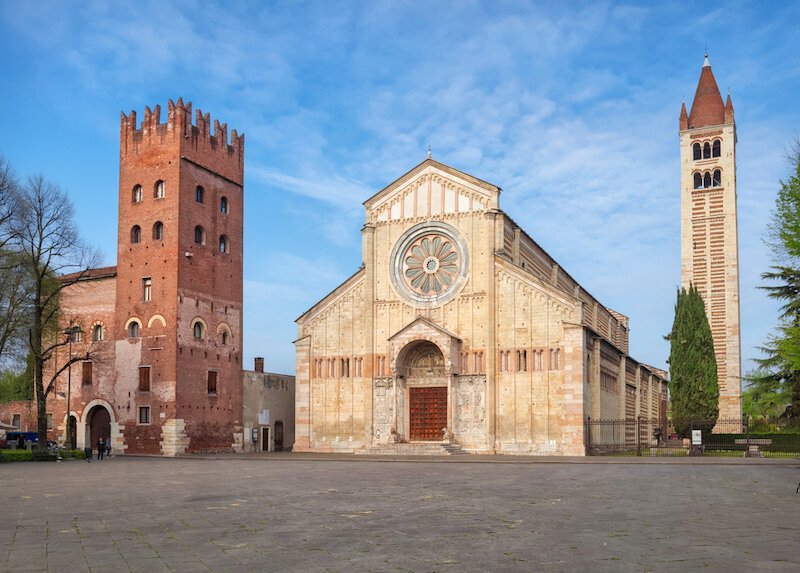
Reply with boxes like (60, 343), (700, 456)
(138, 406), (150, 424)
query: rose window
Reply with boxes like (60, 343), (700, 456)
(403, 235), (459, 295)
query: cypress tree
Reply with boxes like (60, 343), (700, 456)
(668, 284), (719, 436)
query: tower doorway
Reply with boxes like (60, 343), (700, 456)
(86, 405), (110, 449)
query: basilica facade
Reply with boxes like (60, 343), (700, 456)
(294, 159), (667, 455)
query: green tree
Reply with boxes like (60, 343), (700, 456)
(747, 142), (800, 427)
(667, 284), (719, 437)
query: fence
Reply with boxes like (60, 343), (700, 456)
(585, 416), (800, 458)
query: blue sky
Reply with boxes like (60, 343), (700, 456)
(1, 1), (799, 376)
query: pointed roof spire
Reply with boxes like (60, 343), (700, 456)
(679, 100), (689, 130)
(688, 53), (725, 128)
(427, 144), (432, 159)
(724, 92), (735, 123)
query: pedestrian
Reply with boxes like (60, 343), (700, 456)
(97, 437), (105, 461)
(105, 437), (112, 459)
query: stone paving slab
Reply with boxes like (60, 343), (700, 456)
(0, 456), (798, 572)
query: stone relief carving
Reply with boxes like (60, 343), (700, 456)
(454, 375), (486, 441)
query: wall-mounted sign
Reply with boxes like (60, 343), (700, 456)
(259, 410), (270, 425)
(691, 430), (702, 445)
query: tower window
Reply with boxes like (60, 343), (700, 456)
(132, 185), (142, 203)
(131, 225), (141, 244)
(82, 361), (93, 386)
(152, 221), (164, 241)
(703, 172), (712, 188)
(692, 143), (701, 161)
(127, 320), (141, 338)
(138, 406), (150, 424)
(221, 331), (229, 346)
(195, 186), (204, 204)
(219, 235), (229, 253)
(154, 180), (165, 199)
(194, 225), (205, 245)
(703, 142), (711, 159)
(92, 324), (104, 341)
(207, 371), (218, 395)
(712, 169), (721, 187)
(712, 140), (721, 157)
(192, 320), (205, 339)
(693, 173), (702, 189)
(142, 277), (152, 302)
(220, 196), (228, 214)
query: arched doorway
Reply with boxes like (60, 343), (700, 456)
(399, 341), (448, 441)
(86, 405), (110, 450)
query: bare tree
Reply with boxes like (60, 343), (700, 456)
(9, 175), (101, 445)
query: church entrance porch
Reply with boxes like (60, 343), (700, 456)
(409, 386), (447, 441)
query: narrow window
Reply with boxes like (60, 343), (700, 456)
(712, 140), (721, 157)
(703, 142), (711, 159)
(82, 361), (93, 386)
(703, 172), (712, 188)
(92, 324), (103, 341)
(132, 185), (143, 203)
(194, 225), (204, 245)
(128, 321), (140, 338)
(47, 413), (53, 429)
(220, 196), (229, 214)
(195, 186), (204, 204)
(221, 331), (229, 346)
(692, 143), (701, 161)
(712, 169), (721, 187)
(152, 221), (164, 240)
(131, 225), (141, 244)
(193, 321), (204, 339)
(154, 180), (165, 199)
(12, 414), (20, 429)
(70, 328), (82, 343)
(693, 173), (702, 189)
(219, 235), (228, 253)
(142, 277), (152, 302)
(207, 371), (218, 395)
(138, 366), (150, 392)
(138, 406), (150, 424)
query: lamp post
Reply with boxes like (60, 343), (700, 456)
(63, 325), (83, 449)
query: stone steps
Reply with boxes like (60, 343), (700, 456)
(357, 443), (466, 456)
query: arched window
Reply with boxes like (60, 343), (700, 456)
(703, 172), (712, 188)
(692, 143), (701, 161)
(703, 142), (711, 159)
(712, 169), (721, 187)
(127, 321), (140, 338)
(219, 235), (228, 253)
(131, 225), (141, 244)
(152, 221), (164, 240)
(195, 186), (204, 204)
(712, 140), (721, 157)
(132, 185), (142, 203)
(693, 173), (702, 189)
(220, 196), (228, 214)
(221, 331), (229, 346)
(154, 180), (165, 199)
(92, 324), (104, 342)
(194, 225), (205, 245)
(193, 321), (205, 339)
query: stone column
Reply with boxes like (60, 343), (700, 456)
(293, 336), (312, 451)
(362, 223), (376, 445)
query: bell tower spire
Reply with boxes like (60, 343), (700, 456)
(679, 55), (742, 425)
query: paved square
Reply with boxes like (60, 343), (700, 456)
(1, 455), (798, 572)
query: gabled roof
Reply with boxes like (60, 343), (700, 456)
(363, 157), (501, 209)
(388, 316), (462, 342)
(59, 266), (117, 284)
(688, 54), (726, 129)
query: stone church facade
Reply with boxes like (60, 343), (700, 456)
(294, 159), (668, 455)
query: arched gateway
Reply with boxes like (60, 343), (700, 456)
(398, 341), (448, 441)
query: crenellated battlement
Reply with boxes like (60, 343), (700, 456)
(120, 99), (244, 175)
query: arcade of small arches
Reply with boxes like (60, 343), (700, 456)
(692, 140), (721, 160)
(122, 315), (234, 347)
(693, 169), (722, 189)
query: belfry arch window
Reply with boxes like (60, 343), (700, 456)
(703, 172), (712, 188)
(220, 196), (228, 214)
(194, 225), (205, 245)
(693, 173), (702, 189)
(703, 142), (711, 159)
(152, 221), (164, 240)
(127, 320), (141, 338)
(132, 185), (142, 203)
(712, 169), (721, 187)
(154, 180), (165, 199)
(195, 186), (204, 204)
(712, 140), (721, 157)
(692, 143), (701, 161)
(131, 225), (141, 244)
(219, 235), (229, 253)
(92, 324), (104, 342)
(192, 320), (206, 340)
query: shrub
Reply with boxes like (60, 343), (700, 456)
(32, 448), (57, 462)
(1, 449), (33, 462)
(70, 449), (85, 459)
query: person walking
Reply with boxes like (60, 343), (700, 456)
(105, 437), (112, 459)
(96, 437), (105, 461)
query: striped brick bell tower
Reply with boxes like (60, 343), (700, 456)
(678, 54), (742, 424)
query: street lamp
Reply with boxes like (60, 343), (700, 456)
(63, 325), (83, 449)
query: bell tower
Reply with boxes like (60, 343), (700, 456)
(679, 55), (742, 422)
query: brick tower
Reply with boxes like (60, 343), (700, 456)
(679, 55), (742, 423)
(117, 99), (244, 454)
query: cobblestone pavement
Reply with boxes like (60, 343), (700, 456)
(1, 455), (798, 572)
